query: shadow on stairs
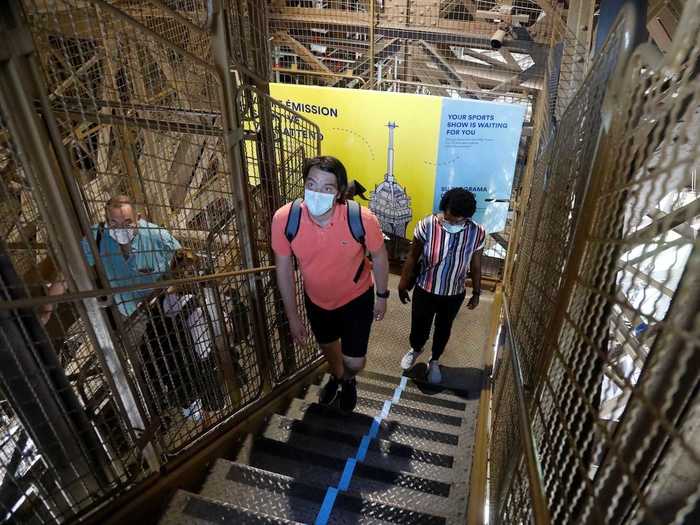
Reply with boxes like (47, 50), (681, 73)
(159, 367), (479, 525)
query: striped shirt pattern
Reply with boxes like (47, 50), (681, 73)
(414, 214), (486, 296)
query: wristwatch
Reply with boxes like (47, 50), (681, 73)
(376, 289), (390, 299)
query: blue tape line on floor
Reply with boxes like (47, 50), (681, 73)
(369, 417), (381, 438)
(338, 458), (356, 491)
(380, 400), (392, 419)
(314, 376), (409, 524)
(356, 435), (371, 462)
(314, 487), (338, 525)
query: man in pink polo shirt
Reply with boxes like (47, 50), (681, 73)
(271, 156), (389, 413)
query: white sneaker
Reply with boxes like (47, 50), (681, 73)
(400, 349), (421, 370)
(428, 361), (442, 384)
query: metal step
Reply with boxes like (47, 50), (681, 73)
(354, 375), (469, 414)
(261, 413), (457, 483)
(159, 490), (305, 524)
(237, 435), (456, 517)
(200, 459), (448, 525)
(301, 387), (464, 442)
(284, 397), (461, 456)
(310, 382), (465, 427)
(358, 369), (477, 402)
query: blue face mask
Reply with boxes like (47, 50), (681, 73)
(304, 189), (335, 217)
(442, 222), (466, 234)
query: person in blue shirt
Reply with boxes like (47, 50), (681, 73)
(41, 195), (181, 323)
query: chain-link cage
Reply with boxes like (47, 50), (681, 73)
(236, 86), (323, 384)
(0, 0), (323, 522)
(493, 1), (700, 523)
(0, 82), (148, 523)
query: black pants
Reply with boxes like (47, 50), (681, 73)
(409, 286), (465, 361)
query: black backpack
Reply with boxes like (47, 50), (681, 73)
(284, 198), (368, 283)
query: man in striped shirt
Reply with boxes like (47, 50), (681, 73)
(397, 188), (486, 383)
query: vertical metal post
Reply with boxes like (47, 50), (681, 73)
(0, 0), (160, 473)
(369, 0), (376, 87)
(0, 244), (92, 516)
(211, 0), (274, 393)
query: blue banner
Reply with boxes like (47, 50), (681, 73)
(433, 98), (526, 233)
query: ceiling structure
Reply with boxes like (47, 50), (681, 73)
(268, 0), (553, 104)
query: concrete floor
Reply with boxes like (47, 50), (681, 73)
(366, 274), (494, 396)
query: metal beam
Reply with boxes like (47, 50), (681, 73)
(458, 46), (521, 71)
(269, 16), (547, 55)
(623, 195), (700, 243)
(272, 30), (333, 78)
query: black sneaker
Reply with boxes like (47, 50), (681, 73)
(319, 377), (340, 406)
(339, 378), (358, 413)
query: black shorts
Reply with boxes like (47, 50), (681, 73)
(304, 287), (374, 358)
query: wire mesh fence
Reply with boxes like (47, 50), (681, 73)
(268, 0), (550, 103)
(237, 86), (322, 383)
(0, 0), (321, 522)
(492, 1), (700, 523)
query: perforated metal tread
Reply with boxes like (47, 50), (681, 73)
(238, 438), (455, 518)
(261, 413), (457, 483)
(264, 414), (454, 474)
(160, 490), (305, 525)
(317, 376), (468, 419)
(358, 370), (478, 403)
(354, 376), (468, 412)
(302, 387), (464, 436)
(284, 397), (461, 456)
(246, 430), (450, 488)
(201, 459), (448, 525)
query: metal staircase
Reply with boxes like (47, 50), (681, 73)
(159, 370), (475, 524)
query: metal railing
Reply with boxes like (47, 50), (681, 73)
(0, 1), (321, 522)
(490, 1), (700, 523)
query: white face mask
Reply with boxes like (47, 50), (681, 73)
(442, 222), (466, 234)
(304, 189), (335, 217)
(109, 226), (136, 245)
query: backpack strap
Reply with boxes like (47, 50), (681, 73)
(284, 198), (303, 243)
(346, 200), (366, 246)
(347, 201), (369, 283)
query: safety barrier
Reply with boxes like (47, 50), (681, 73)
(491, 1), (700, 523)
(0, 1), (321, 522)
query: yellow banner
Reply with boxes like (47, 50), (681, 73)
(270, 83), (443, 239)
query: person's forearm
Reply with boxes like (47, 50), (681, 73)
(399, 241), (422, 289)
(471, 259), (482, 294)
(372, 247), (390, 293)
(399, 254), (416, 288)
(275, 264), (299, 321)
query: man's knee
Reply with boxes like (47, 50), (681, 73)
(343, 355), (366, 375)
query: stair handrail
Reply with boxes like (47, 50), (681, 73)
(501, 294), (551, 525)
